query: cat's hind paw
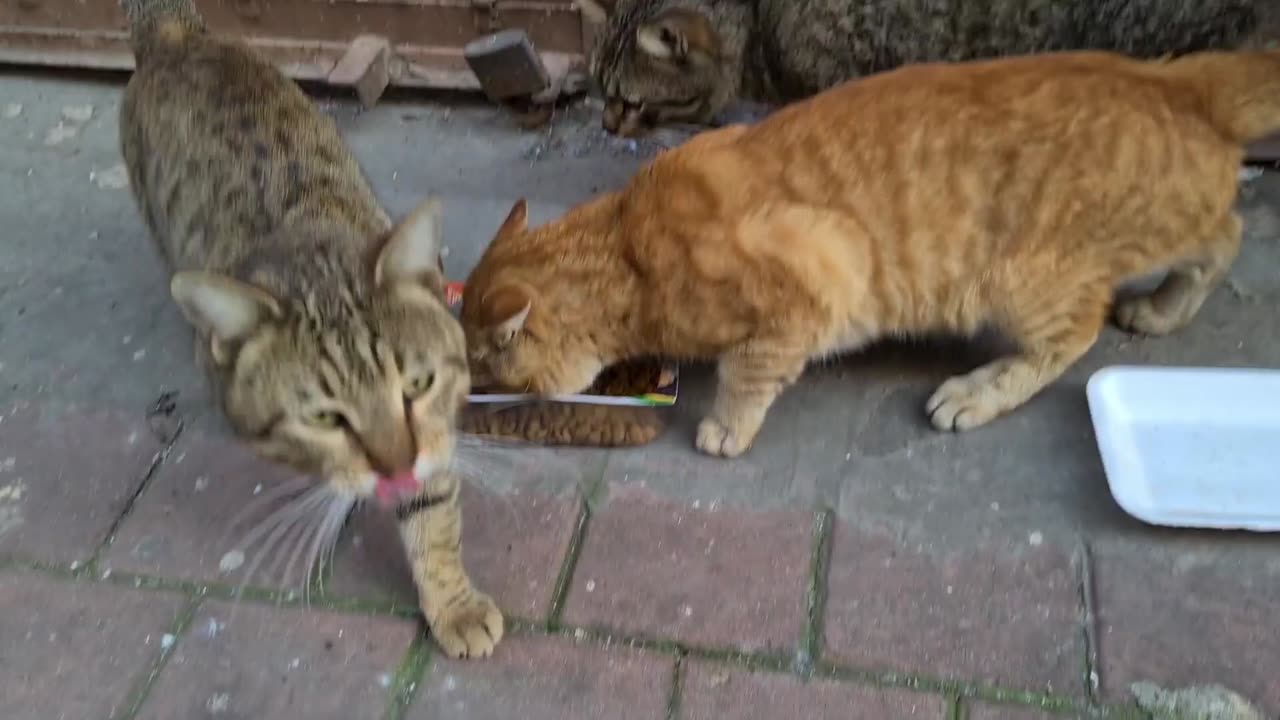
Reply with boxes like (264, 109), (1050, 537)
(1112, 295), (1182, 336)
(695, 416), (751, 458)
(428, 590), (505, 659)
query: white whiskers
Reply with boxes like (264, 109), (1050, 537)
(451, 433), (592, 498)
(222, 480), (356, 610)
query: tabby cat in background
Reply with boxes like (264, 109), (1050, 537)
(462, 47), (1280, 457)
(119, 0), (501, 657)
(577, 0), (1261, 136)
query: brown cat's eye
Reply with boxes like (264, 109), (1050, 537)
(406, 372), (437, 399)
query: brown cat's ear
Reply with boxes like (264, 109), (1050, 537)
(495, 198), (529, 239)
(171, 271), (282, 359)
(482, 283), (533, 347)
(636, 9), (718, 65)
(376, 196), (445, 290)
(574, 0), (613, 25)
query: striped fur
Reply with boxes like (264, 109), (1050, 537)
(580, 0), (1261, 136)
(463, 48), (1280, 456)
(119, 0), (502, 657)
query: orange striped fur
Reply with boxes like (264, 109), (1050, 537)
(463, 48), (1280, 457)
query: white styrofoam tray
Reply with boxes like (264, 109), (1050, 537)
(1085, 365), (1280, 532)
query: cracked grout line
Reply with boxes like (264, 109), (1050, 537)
(664, 652), (685, 720)
(5, 556), (1139, 718)
(116, 591), (203, 720)
(545, 496), (591, 630)
(797, 507), (835, 678)
(816, 662), (1091, 716)
(87, 414), (186, 572)
(382, 634), (433, 720)
(1075, 538), (1102, 704)
(530, 620), (795, 672)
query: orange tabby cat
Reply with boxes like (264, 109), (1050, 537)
(462, 48), (1280, 458)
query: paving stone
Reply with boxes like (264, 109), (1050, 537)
(0, 402), (161, 565)
(824, 523), (1083, 695)
(410, 632), (673, 720)
(967, 702), (1073, 719)
(103, 431), (313, 591)
(0, 570), (185, 720)
(598, 364), (817, 512)
(328, 482), (581, 620)
(680, 661), (947, 719)
(562, 485), (812, 652)
(136, 599), (415, 720)
(1093, 540), (1280, 714)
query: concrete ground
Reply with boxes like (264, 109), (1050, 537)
(1, 69), (1278, 720)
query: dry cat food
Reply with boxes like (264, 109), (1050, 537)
(459, 402), (666, 447)
(582, 358), (677, 397)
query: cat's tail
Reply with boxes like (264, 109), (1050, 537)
(1168, 49), (1280, 145)
(120, 0), (206, 58)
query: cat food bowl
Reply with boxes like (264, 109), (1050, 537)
(467, 358), (679, 408)
(448, 281), (676, 447)
(444, 281), (680, 408)
(1085, 365), (1280, 532)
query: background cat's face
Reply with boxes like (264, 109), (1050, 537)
(172, 200), (464, 502)
(584, 0), (728, 136)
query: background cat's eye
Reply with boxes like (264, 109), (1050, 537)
(306, 409), (344, 428)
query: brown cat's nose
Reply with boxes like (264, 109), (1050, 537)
(364, 423), (417, 480)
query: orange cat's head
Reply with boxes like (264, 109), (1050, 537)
(460, 200), (614, 396)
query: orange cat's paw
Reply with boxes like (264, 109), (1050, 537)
(428, 590), (505, 659)
(926, 377), (1003, 431)
(696, 417), (751, 458)
(1112, 296), (1181, 336)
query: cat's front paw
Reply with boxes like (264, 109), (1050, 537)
(695, 417), (752, 458)
(427, 590), (505, 659)
(926, 376), (1002, 432)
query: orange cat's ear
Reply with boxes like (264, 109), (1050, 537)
(482, 283), (533, 347)
(376, 196), (445, 290)
(636, 9), (718, 66)
(496, 199), (529, 239)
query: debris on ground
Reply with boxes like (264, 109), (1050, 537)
(517, 100), (689, 163)
(206, 692), (230, 714)
(44, 123), (79, 146)
(90, 163), (130, 190)
(218, 550), (245, 573)
(1131, 681), (1265, 720)
(146, 390), (183, 445)
(61, 105), (94, 124)
(43, 104), (96, 146)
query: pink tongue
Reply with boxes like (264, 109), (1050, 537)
(375, 471), (422, 507)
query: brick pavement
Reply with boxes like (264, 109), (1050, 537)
(3, 75), (1279, 720)
(5, 399), (1274, 720)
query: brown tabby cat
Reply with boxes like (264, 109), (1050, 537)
(462, 48), (1280, 457)
(577, 0), (1260, 136)
(119, 0), (501, 656)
